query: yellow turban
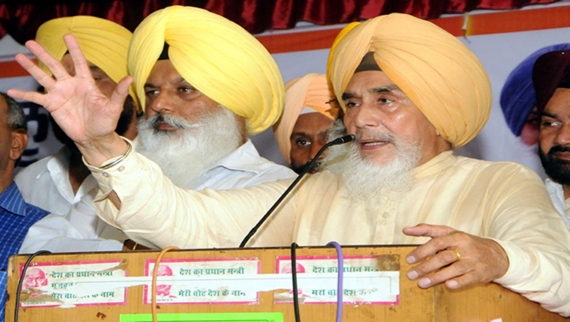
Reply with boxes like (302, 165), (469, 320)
(330, 14), (491, 148)
(273, 73), (339, 164)
(326, 22), (360, 84)
(35, 16), (138, 110)
(128, 6), (284, 135)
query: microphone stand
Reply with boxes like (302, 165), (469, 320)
(239, 134), (356, 248)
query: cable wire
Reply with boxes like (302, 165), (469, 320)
(326, 241), (344, 322)
(290, 242), (301, 322)
(14, 250), (52, 322)
(151, 246), (179, 322)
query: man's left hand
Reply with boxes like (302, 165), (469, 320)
(403, 224), (509, 290)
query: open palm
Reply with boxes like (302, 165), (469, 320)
(7, 34), (131, 147)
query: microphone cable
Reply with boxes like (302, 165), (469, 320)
(14, 250), (52, 322)
(239, 135), (355, 248)
(151, 246), (179, 322)
(290, 242), (301, 322)
(326, 241), (344, 322)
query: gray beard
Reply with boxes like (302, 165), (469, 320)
(135, 107), (243, 189)
(323, 119), (421, 210)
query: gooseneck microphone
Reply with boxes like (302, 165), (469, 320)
(239, 134), (356, 248)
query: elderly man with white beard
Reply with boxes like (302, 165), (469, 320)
(9, 10), (570, 317)
(18, 6), (295, 253)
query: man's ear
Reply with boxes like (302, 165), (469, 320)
(10, 129), (28, 161)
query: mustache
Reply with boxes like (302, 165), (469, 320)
(354, 132), (396, 143)
(548, 145), (570, 155)
(148, 114), (195, 131)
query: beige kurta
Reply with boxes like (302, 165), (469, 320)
(91, 149), (570, 316)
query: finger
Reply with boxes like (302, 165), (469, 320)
(6, 89), (47, 108)
(406, 233), (462, 264)
(13, 53), (55, 90)
(403, 223), (456, 238)
(24, 40), (69, 81)
(415, 259), (471, 289)
(406, 248), (461, 283)
(63, 34), (92, 79)
(445, 270), (479, 290)
(110, 76), (133, 106)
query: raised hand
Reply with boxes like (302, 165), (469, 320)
(403, 224), (509, 290)
(7, 34), (131, 165)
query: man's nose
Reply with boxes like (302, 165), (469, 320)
(352, 103), (380, 129)
(554, 123), (570, 145)
(148, 93), (175, 114)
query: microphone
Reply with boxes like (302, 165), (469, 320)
(239, 134), (356, 248)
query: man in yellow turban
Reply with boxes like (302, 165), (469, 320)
(273, 73), (339, 174)
(9, 12), (570, 316)
(125, 6), (294, 192)
(16, 16), (140, 254)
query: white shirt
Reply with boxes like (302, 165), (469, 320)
(15, 147), (97, 216)
(544, 178), (570, 232)
(18, 140), (296, 253)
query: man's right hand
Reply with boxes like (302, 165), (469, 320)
(7, 34), (131, 167)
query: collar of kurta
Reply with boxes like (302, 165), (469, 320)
(409, 150), (455, 179)
(207, 139), (261, 174)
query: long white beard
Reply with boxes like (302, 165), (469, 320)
(135, 107), (243, 189)
(324, 120), (421, 210)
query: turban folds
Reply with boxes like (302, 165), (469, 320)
(501, 44), (570, 136)
(533, 50), (570, 114)
(35, 16), (138, 109)
(273, 73), (339, 164)
(330, 13), (491, 148)
(128, 6), (284, 135)
(326, 22), (360, 85)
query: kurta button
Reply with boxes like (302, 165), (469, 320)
(118, 166), (125, 172)
(102, 173), (109, 178)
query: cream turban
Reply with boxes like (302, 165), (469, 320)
(35, 16), (138, 109)
(273, 73), (339, 164)
(330, 13), (491, 148)
(128, 6), (284, 135)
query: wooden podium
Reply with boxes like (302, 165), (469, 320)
(5, 245), (567, 322)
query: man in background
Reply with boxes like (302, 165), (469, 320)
(273, 73), (338, 174)
(17, 16), (139, 253)
(499, 43), (570, 179)
(534, 50), (570, 232)
(0, 92), (48, 319)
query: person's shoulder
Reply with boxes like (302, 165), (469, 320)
(254, 157), (297, 177)
(454, 155), (542, 180)
(15, 154), (54, 181)
(24, 202), (50, 217)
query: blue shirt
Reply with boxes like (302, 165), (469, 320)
(0, 182), (49, 321)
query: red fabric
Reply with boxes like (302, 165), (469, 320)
(0, 0), (561, 44)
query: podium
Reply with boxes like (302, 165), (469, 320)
(5, 245), (567, 322)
